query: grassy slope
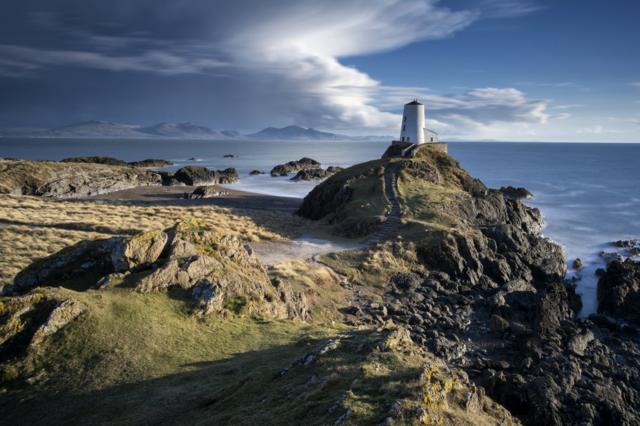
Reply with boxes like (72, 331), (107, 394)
(0, 286), (513, 425)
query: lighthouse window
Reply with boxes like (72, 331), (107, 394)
(403, 116), (406, 122)
(402, 125), (406, 131)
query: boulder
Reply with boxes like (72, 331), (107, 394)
(110, 230), (168, 272)
(173, 166), (218, 185)
(597, 259), (640, 324)
(498, 186), (533, 200)
(270, 157), (320, 177)
(29, 298), (87, 349)
(172, 166), (239, 185)
(184, 185), (223, 199)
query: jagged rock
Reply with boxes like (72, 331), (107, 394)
(11, 238), (121, 293)
(29, 299), (87, 349)
(110, 230), (168, 272)
(270, 157), (320, 177)
(572, 258), (583, 269)
(223, 154), (234, 158)
(598, 259), (640, 324)
(249, 170), (265, 175)
(600, 251), (623, 265)
(499, 186), (533, 200)
(568, 329), (594, 356)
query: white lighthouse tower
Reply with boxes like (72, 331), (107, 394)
(399, 100), (426, 144)
(388, 99), (446, 156)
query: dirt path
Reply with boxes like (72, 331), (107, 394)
(368, 165), (402, 244)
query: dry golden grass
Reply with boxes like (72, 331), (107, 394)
(0, 195), (305, 285)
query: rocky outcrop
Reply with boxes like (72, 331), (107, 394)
(8, 221), (308, 320)
(270, 157), (320, 177)
(183, 185), (226, 199)
(0, 159), (162, 198)
(0, 293), (86, 365)
(61, 156), (128, 166)
(301, 144), (640, 425)
(597, 259), (640, 324)
(290, 166), (343, 181)
(499, 186), (533, 200)
(249, 170), (264, 175)
(128, 159), (172, 168)
(172, 166), (239, 185)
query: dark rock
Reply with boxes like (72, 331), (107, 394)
(217, 168), (239, 184)
(223, 154), (234, 158)
(60, 156), (127, 166)
(287, 166), (343, 182)
(173, 166), (239, 186)
(270, 157), (320, 177)
(498, 186), (533, 200)
(249, 170), (265, 175)
(572, 258), (583, 269)
(184, 185), (224, 199)
(128, 159), (172, 168)
(613, 239), (639, 248)
(173, 166), (217, 185)
(598, 259), (640, 324)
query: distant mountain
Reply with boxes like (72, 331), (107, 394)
(0, 121), (393, 141)
(48, 121), (146, 138)
(247, 125), (345, 140)
(140, 122), (221, 138)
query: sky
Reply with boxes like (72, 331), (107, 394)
(0, 0), (639, 142)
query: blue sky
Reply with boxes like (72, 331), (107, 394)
(0, 0), (638, 141)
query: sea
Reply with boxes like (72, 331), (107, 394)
(1, 138), (639, 316)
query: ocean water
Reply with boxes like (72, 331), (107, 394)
(1, 138), (639, 315)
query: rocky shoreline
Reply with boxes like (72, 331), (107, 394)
(0, 145), (638, 425)
(0, 158), (239, 198)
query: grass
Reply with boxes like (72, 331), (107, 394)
(1, 284), (515, 425)
(0, 195), (305, 286)
(268, 260), (350, 322)
(320, 241), (424, 290)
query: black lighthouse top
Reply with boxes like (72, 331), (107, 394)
(406, 99), (423, 106)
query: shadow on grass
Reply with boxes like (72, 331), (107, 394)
(0, 218), (138, 235)
(0, 329), (422, 426)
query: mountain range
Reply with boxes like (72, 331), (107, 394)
(0, 121), (390, 141)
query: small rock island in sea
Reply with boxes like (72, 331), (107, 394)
(0, 100), (639, 425)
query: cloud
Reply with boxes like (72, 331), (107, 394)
(632, 82), (640, 89)
(576, 125), (623, 135)
(0, 44), (228, 78)
(0, 0), (541, 131)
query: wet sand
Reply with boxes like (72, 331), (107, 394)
(91, 184), (302, 212)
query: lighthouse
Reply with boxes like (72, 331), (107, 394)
(399, 100), (426, 144)
(397, 99), (439, 144)
(387, 99), (447, 156)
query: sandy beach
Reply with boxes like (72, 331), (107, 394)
(92, 184), (302, 213)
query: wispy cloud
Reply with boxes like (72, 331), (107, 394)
(576, 125), (622, 135)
